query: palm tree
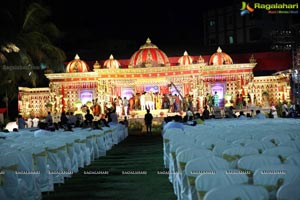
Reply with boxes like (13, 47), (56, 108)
(0, 1), (66, 85)
(0, 1), (66, 118)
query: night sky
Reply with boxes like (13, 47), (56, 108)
(2, 0), (298, 61)
(41, 0), (229, 60)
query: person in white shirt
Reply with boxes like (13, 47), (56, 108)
(27, 118), (33, 128)
(186, 108), (194, 121)
(140, 92), (146, 111)
(32, 117), (39, 127)
(123, 97), (129, 116)
(270, 106), (278, 118)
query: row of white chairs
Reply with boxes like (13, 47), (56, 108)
(163, 118), (300, 200)
(0, 124), (127, 200)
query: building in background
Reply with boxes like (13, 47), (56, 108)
(18, 38), (292, 118)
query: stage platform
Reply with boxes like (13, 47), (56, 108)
(126, 109), (180, 119)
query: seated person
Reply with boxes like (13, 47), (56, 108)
(109, 109), (118, 125)
(225, 106), (236, 118)
(255, 110), (266, 119)
(238, 111), (247, 120)
(64, 124), (73, 132)
(84, 109), (94, 126)
(186, 108), (194, 121)
(60, 111), (69, 128)
(163, 115), (184, 132)
(69, 112), (77, 126)
(99, 118), (110, 127)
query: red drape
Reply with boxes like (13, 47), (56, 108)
(184, 83), (190, 96)
(159, 85), (169, 94)
(115, 86), (121, 97)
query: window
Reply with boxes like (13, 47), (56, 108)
(209, 19), (215, 27)
(228, 36), (234, 44)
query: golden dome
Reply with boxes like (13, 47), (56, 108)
(178, 51), (193, 66)
(209, 47), (233, 65)
(128, 38), (170, 68)
(93, 61), (101, 69)
(66, 54), (90, 73)
(104, 54), (121, 69)
(198, 55), (205, 63)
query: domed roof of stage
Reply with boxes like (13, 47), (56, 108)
(66, 54), (90, 73)
(103, 54), (121, 69)
(209, 47), (233, 65)
(128, 38), (170, 68)
(178, 51), (193, 66)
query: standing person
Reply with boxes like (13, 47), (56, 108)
(140, 92), (146, 111)
(213, 91), (219, 107)
(45, 112), (53, 125)
(123, 97), (129, 116)
(17, 114), (26, 130)
(282, 102), (288, 117)
(144, 109), (153, 135)
(129, 95), (135, 112)
(202, 106), (210, 119)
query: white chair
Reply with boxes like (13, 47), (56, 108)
(261, 134), (291, 146)
(276, 177), (300, 200)
(176, 148), (214, 200)
(222, 146), (259, 168)
(285, 152), (300, 166)
(237, 155), (281, 173)
(0, 152), (27, 200)
(203, 184), (269, 200)
(29, 145), (54, 192)
(195, 169), (249, 200)
(168, 137), (195, 184)
(232, 138), (255, 146)
(245, 141), (276, 153)
(224, 133), (252, 143)
(263, 146), (298, 163)
(279, 139), (300, 151)
(8, 149), (41, 200)
(197, 137), (227, 150)
(253, 164), (300, 199)
(185, 156), (230, 200)
(212, 143), (241, 157)
(163, 128), (185, 168)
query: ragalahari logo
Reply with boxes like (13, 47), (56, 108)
(240, 2), (255, 16)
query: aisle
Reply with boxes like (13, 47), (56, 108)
(43, 135), (176, 200)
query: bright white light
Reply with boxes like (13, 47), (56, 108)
(5, 121), (18, 131)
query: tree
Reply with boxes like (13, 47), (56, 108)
(0, 1), (66, 118)
(0, 1), (66, 86)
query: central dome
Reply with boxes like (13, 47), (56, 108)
(128, 38), (170, 68)
(209, 47), (233, 65)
